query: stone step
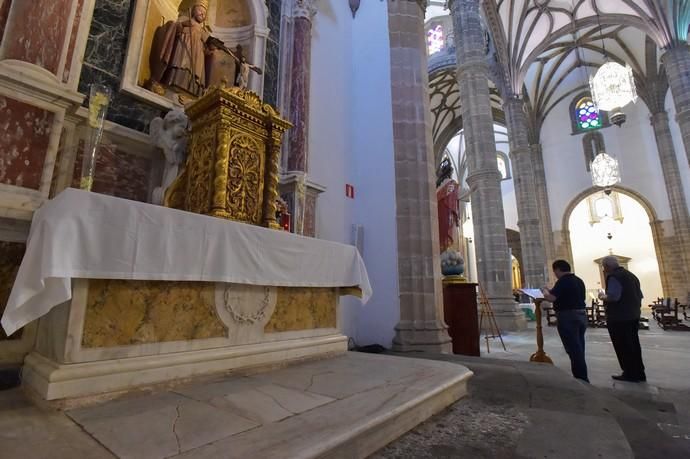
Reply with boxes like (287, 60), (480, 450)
(58, 352), (472, 459)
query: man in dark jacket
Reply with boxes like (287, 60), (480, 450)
(542, 260), (589, 382)
(598, 256), (646, 382)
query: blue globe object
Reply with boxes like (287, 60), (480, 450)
(442, 263), (465, 276)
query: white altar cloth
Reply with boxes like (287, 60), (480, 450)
(1, 189), (372, 335)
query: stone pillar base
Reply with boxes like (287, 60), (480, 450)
(492, 311), (528, 332)
(392, 320), (453, 353)
(486, 297), (527, 332)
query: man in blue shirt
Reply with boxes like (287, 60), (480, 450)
(598, 256), (646, 383)
(542, 260), (589, 382)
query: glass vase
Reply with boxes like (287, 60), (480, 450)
(80, 84), (111, 191)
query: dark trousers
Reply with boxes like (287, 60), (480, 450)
(556, 309), (589, 382)
(607, 319), (646, 380)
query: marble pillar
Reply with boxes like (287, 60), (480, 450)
(503, 97), (547, 288)
(650, 110), (690, 297)
(279, 0), (322, 236)
(286, 0), (317, 173)
(449, 0), (525, 330)
(663, 46), (690, 168)
(387, 0), (451, 352)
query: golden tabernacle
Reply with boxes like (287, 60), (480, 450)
(165, 86), (292, 228)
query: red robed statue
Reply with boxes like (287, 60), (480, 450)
(436, 158), (460, 253)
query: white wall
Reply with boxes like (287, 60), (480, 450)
(349, 0), (399, 347)
(496, 136), (518, 231)
(309, 0), (357, 338)
(569, 193), (663, 300)
(310, 0), (353, 246)
(309, 0), (400, 347)
(541, 93), (672, 231)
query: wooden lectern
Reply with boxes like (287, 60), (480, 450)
(519, 289), (554, 365)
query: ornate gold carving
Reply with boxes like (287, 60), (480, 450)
(264, 287), (338, 333)
(262, 125), (281, 229)
(186, 120), (216, 214)
(226, 134), (264, 223)
(166, 87), (291, 227)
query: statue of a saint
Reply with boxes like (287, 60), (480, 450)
(436, 158), (460, 252)
(148, 0), (263, 101)
(150, 109), (189, 205)
(149, 0), (214, 102)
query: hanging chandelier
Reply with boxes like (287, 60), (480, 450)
(591, 152), (621, 191)
(588, 6), (637, 127)
(589, 61), (637, 112)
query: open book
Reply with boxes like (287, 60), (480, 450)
(518, 288), (544, 300)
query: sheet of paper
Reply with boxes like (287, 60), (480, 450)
(518, 288), (544, 300)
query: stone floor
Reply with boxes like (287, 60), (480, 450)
(374, 312), (690, 459)
(483, 309), (690, 391)
(0, 352), (471, 459)
(2, 314), (689, 458)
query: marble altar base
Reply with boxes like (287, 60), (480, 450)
(22, 279), (348, 401)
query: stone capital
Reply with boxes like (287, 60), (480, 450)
(517, 218), (541, 227)
(661, 43), (690, 63)
(456, 61), (490, 77)
(293, 0), (317, 19)
(650, 110), (670, 125)
(502, 94), (525, 110)
(508, 146), (531, 157)
(675, 107), (690, 124)
(447, 0), (480, 14)
(466, 167), (502, 185)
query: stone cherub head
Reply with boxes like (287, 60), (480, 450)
(150, 109), (189, 165)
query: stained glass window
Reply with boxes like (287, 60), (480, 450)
(427, 25), (444, 55)
(575, 97), (601, 130)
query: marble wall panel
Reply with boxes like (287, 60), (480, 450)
(0, 241), (25, 340)
(63, 0), (86, 83)
(303, 191), (316, 237)
(264, 287), (337, 333)
(79, 0), (162, 132)
(0, 95), (53, 190)
(71, 142), (153, 202)
(0, 0), (12, 40)
(1, 0), (73, 75)
(82, 280), (227, 348)
(263, 0), (282, 107)
(49, 128), (69, 198)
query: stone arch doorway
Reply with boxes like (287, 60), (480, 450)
(560, 186), (668, 299)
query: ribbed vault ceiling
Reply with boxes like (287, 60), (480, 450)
(427, 0), (686, 149)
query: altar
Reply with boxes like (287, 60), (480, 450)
(1, 189), (371, 400)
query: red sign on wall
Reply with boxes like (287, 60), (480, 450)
(345, 184), (355, 199)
